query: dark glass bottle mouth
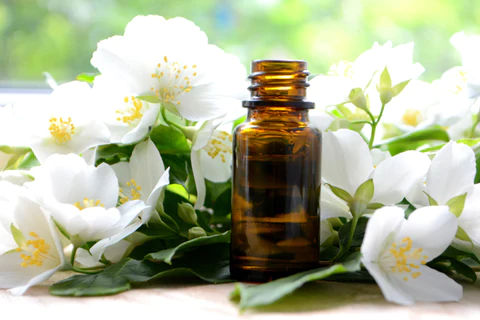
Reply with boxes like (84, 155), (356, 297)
(243, 59), (314, 109)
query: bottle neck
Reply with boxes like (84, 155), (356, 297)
(243, 60), (314, 109)
(247, 107), (310, 122)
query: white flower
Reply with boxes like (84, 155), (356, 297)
(0, 184), (65, 295)
(379, 77), (474, 140)
(190, 118), (233, 209)
(112, 138), (170, 223)
(322, 129), (430, 207)
(93, 75), (161, 145)
(407, 141), (480, 257)
(26, 154), (146, 262)
(75, 239), (132, 268)
(91, 15), (246, 144)
(23, 81), (110, 163)
(0, 105), (30, 147)
(450, 31), (480, 98)
(309, 41), (424, 108)
(361, 205), (462, 305)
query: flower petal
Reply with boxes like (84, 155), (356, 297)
(130, 139), (165, 200)
(361, 206), (405, 262)
(390, 266), (462, 303)
(426, 141), (476, 204)
(143, 168), (170, 223)
(322, 129), (373, 195)
(320, 185), (351, 219)
(191, 149), (206, 209)
(396, 205), (457, 260)
(67, 163), (119, 209)
(362, 260), (414, 305)
(309, 110), (334, 132)
(371, 151), (431, 205)
(175, 82), (243, 121)
(121, 103), (160, 145)
(199, 149), (231, 183)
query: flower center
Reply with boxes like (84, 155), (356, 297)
(15, 232), (50, 268)
(116, 96), (145, 126)
(149, 56), (198, 105)
(119, 179), (142, 204)
(49, 117), (75, 144)
(73, 198), (105, 210)
(204, 131), (233, 163)
(328, 60), (354, 79)
(382, 236), (429, 282)
(451, 69), (468, 94)
(402, 109), (423, 127)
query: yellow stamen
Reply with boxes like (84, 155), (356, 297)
(119, 178), (143, 204)
(116, 97), (144, 125)
(73, 198), (105, 210)
(402, 109), (423, 127)
(49, 117), (75, 144)
(385, 236), (428, 281)
(17, 232), (50, 268)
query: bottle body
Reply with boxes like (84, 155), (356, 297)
(231, 106), (321, 282)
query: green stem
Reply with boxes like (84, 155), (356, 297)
(161, 105), (185, 132)
(70, 246), (78, 267)
(368, 124), (377, 149)
(368, 102), (386, 149)
(332, 215), (360, 262)
(469, 100), (479, 138)
(71, 266), (104, 275)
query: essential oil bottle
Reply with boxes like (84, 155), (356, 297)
(230, 60), (321, 282)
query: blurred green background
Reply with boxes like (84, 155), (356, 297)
(1, 0), (479, 88)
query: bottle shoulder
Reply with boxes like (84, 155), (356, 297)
(234, 120), (321, 138)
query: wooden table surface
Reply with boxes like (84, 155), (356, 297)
(1, 272), (479, 320)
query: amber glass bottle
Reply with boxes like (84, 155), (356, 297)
(230, 60), (321, 282)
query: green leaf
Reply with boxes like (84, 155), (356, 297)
(15, 151), (40, 169)
(230, 253), (361, 311)
(51, 243), (232, 297)
(450, 259), (477, 283)
(392, 80), (410, 96)
(146, 231), (230, 264)
(326, 184), (352, 203)
(136, 219), (180, 240)
(375, 126), (450, 155)
(95, 144), (134, 166)
(429, 256), (477, 283)
(150, 125), (191, 154)
(348, 88), (368, 111)
(76, 72), (99, 83)
(441, 246), (480, 264)
(162, 155), (191, 189)
(136, 95), (161, 103)
(446, 193), (467, 218)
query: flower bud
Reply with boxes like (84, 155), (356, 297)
(379, 88), (394, 105)
(188, 226), (206, 239)
(178, 202), (198, 225)
(348, 88), (368, 111)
